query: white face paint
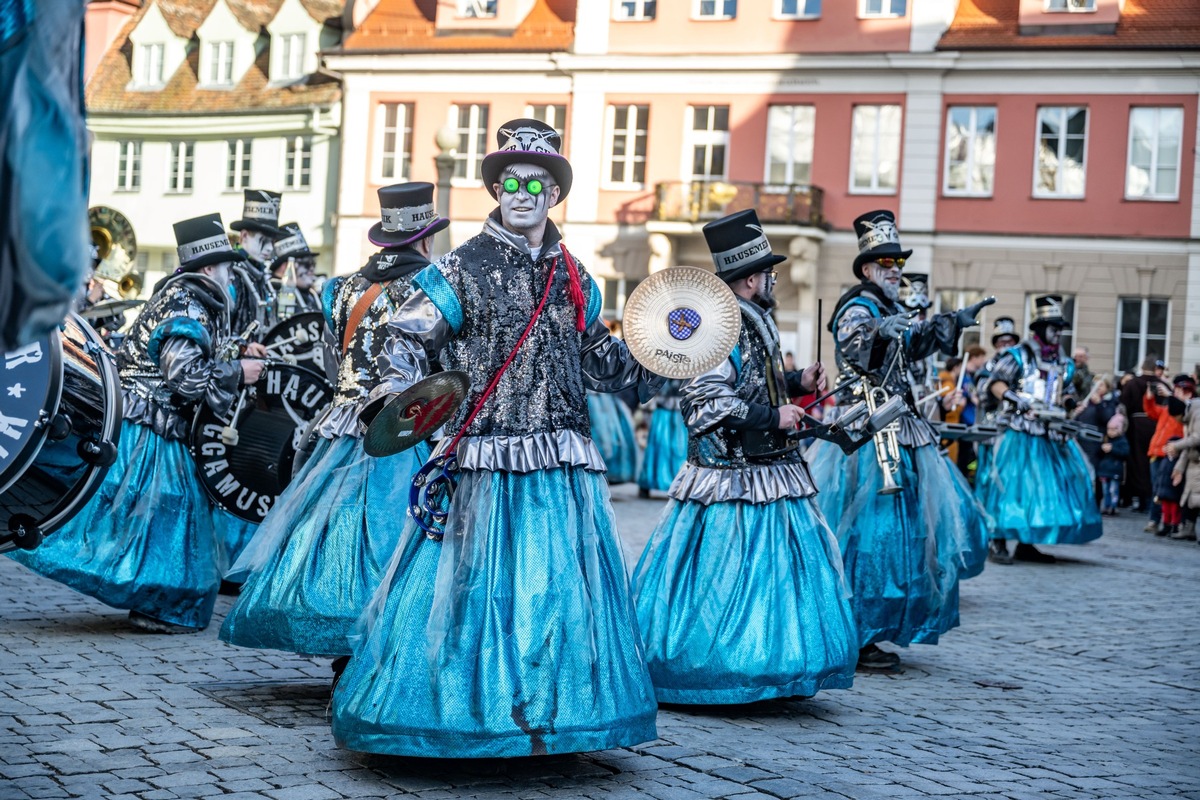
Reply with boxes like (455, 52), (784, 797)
(240, 230), (275, 265)
(753, 270), (778, 311)
(866, 262), (902, 302)
(496, 164), (559, 239)
(1042, 324), (1062, 346)
(294, 258), (317, 290)
(203, 261), (232, 290)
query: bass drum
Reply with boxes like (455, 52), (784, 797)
(262, 311), (337, 384)
(0, 314), (122, 552)
(191, 362), (332, 524)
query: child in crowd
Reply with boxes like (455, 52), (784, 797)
(1152, 398), (1188, 535)
(1097, 413), (1130, 516)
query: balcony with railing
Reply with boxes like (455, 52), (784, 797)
(653, 181), (826, 228)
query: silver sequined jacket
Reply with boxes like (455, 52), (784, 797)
(672, 299), (817, 505)
(229, 254), (276, 340)
(117, 273), (243, 440)
(317, 247), (426, 438)
(373, 213), (661, 474)
(979, 340), (1076, 438)
(831, 283), (963, 448)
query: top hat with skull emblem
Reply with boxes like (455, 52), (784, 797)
(230, 189), (285, 237)
(480, 118), (573, 205)
(1031, 295), (1071, 329)
(852, 209), (913, 281)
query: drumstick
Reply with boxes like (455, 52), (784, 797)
(951, 359), (967, 412)
(816, 299), (823, 368)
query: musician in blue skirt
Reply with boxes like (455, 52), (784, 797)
(331, 119), (661, 758)
(976, 295), (1103, 563)
(631, 210), (857, 704)
(588, 388), (639, 483)
(637, 379), (687, 498)
(220, 184), (448, 669)
(11, 214), (263, 633)
(807, 210), (992, 670)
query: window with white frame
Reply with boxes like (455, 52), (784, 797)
(1023, 293), (1077, 355)
(1126, 107), (1183, 201)
(765, 105), (815, 186)
(375, 103), (414, 182)
(606, 105), (649, 186)
(944, 105), (996, 196)
(1034, 106), (1087, 198)
(777, 0), (820, 17)
(459, 0), (497, 17)
(687, 105), (729, 182)
(695, 0), (736, 19)
(116, 140), (141, 192)
(850, 104), (901, 193)
(167, 141), (194, 193)
(1046, 0), (1096, 11)
(225, 139), (252, 191)
(860, 0), (906, 17)
(284, 135), (312, 190)
(448, 104), (489, 183)
(138, 43), (165, 86)
(276, 33), (306, 81)
(616, 0), (656, 20)
(525, 104), (567, 142)
(1117, 297), (1169, 374)
(207, 41), (234, 86)
(935, 289), (988, 352)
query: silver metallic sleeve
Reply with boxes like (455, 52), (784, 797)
(580, 319), (665, 400)
(156, 337), (241, 417)
(836, 304), (886, 375)
(369, 289), (452, 403)
(680, 358), (748, 437)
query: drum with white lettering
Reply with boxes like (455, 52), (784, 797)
(261, 311), (337, 383)
(190, 362), (332, 523)
(0, 314), (122, 551)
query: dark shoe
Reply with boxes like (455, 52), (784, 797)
(127, 610), (201, 634)
(218, 579), (243, 596)
(1155, 524), (1170, 537)
(637, 487), (651, 500)
(1013, 543), (1056, 564)
(987, 540), (1013, 565)
(331, 656), (351, 690)
(857, 644), (901, 670)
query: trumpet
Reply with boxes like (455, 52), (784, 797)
(863, 382), (903, 495)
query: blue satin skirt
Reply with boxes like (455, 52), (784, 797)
(976, 430), (1103, 545)
(631, 496), (856, 704)
(331, 466), (658, 758)
(9, 421), (221, 629)
(219, 436), (429, 657)
(807, 439), (986, 648)
(211, 508), (258, 574)
(637, 407), (687, 493)
(587, 392), (639, 484)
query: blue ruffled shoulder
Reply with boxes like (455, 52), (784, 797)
(413, 264), (464, 335)
(585, 275), (602, 328)
(729, 345), (742, 379)
(321, 276), (343, 331)
(148, 316), (211, 364)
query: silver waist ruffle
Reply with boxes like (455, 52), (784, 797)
(432, 429), (607, 474)
(121, 390), (191, 441)
(668, 460), (817, 505)
(316, 402), (365, 440)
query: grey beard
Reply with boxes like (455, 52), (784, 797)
(872, 277), (900, 302)
(754, 286), (777, 311)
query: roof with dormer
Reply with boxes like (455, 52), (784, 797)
(87, 0), (343, 115)
(938, 0), (1200, 50)
(339, 0), (573, 53)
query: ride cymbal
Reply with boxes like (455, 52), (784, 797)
(362, 370), (470, 457)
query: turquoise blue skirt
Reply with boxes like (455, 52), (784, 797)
(588, 392), (639, 484)
(212, 508), (257, 574)
(9, 421), (221, 629)
(637, 407), (687, 493)
(632, 495), (856, 704)
(219, 435), (428, 657)
(807, 439), (986, 649)
(976, 430), (1103, 545)
(332, 466), (658, 758)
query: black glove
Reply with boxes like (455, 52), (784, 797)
(1003, 389), (1033, 414)
(1063, 396), (1078, 413)
(956, 296), (997, 328)
(877, 312), (914, 340)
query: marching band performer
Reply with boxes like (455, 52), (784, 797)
(332, 119), (661, 757)
(976, 295), (1104, 563)
(636, 378), (687, 498)
(807, 210), (992, 670)
(11, 214), (264, 633)
(220, 184), (446, 669)
(269, 222), (322, 317)
(631, 211), (857, 703)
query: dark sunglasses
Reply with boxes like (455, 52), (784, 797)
(501, 177), (553, 196)
(875, 257), (905, 268)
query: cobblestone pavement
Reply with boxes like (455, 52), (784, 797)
(2, 484), (1198, 800)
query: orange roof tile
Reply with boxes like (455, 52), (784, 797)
(939, 0), (1200, 50)
(341, 0), (573, 53)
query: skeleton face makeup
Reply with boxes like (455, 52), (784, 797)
(203, 261), (232, 290)
(239, 230), (275, 265)
(496, 164), (559, 238)
(866, 261), (902, 302)
(1040, 324), (1062, 346)
(753, 270), (778, 311)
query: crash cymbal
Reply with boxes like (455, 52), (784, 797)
(622, 266), (741, 379)
(362, 370), (470, 457)
(79, 298), (143, 320)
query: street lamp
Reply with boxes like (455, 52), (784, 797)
(433, 125), (457, 259)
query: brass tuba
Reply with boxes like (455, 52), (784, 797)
(862, 381), (903, 495)
(88, 206), (141, 297)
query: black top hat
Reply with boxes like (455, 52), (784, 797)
(480, 119), (572, 206)
(229, 189), (284, 236)
(1031, 295), (1071, 329)
(852, 209), (913, 281)
(991, 316), (1018, 347)
(270, 223), (318, 271)
(702, 209), (787, 284)
(368, 182), (450, 248)
(902, 272), (932, 310)
(173, 213), (247, 272)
